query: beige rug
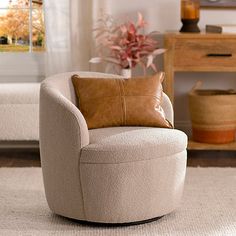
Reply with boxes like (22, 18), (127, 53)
(0, 167), (235, 236)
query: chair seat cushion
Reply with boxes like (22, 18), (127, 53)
(81, 127), (187, 164)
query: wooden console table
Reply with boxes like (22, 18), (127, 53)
(164, 32), (236, 151)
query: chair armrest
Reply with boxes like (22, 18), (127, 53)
(39, 84), (89, 219)
(162, 92), (174, 126)
(40, 84), (89, 149)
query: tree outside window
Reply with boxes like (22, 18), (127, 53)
(0, 0), (44, 52)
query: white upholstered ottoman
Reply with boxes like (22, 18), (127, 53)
(0, 83), (40, 141)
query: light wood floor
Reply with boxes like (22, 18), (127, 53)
(0, 149), (235, 167)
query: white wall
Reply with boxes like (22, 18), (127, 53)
(106, 0), (236, 135)
(0, 53), (45, 83)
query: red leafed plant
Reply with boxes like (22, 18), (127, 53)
(90, 12), (165, 73)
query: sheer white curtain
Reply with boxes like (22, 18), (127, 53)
(44, 0), (111, 76)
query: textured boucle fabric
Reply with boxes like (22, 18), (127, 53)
(82, 127), (187, 163)
(80, 151), (186, 223)
(0, 83), (40, 140)
(0, 104), (39, 140)
(0, 83), (40, 104)
(40, 85), (89, 220)
(162, 93), (173, 125)
(40, 71), (187, 223)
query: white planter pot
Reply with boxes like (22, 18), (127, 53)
(121, 69), (132, 79)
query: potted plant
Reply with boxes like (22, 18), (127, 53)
(90, 12), (165, 78)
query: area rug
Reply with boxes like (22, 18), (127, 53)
(0, 168), (235, 236)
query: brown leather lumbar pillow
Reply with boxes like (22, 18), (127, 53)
(71, 73), (172, 129)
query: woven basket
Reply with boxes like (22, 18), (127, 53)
(188, 82), (236, 144)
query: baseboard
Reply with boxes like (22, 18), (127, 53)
(0, 141), (39, 149)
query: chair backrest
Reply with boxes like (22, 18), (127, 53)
(42, 71), (122, 105)
(41, 71), (173, 125)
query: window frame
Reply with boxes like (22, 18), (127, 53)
(0, 0), (45, 81)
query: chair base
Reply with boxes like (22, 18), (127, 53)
(67, 215), (163, 227)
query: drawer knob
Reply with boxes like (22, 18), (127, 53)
(206, 53), (232, 57)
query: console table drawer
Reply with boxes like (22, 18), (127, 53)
(174, 39), (236, 68)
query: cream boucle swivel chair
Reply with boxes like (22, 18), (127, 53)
(40, 72), (188, 225)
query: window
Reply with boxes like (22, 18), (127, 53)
(0, 0), (44, 52)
